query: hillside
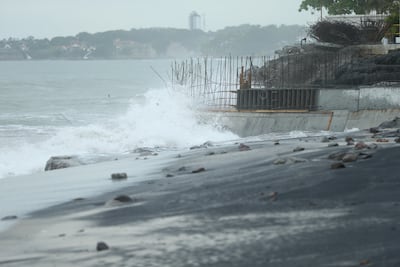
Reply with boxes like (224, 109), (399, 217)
(0, 25), (306, 60)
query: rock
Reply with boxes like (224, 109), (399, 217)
(44, 155), (83, 171)
(354, 142), (368, 150)
(395, 137), (400, 143)
(328, 143), (339, 147)
(345, 136), (354, 143)
(273, 158), (287, 165)
(111, 173), (128, 181)
(274, 140), (280, 145)
(269, 192), (278, 201)
(192, 167), (206, 173)
(178, 166), (187, 172)
(359, 259), (371, 266)
(165, 174), (174, 178)
(379, 117), (400, 129)
(113, 195), (133, 203)
(359, 152), (373, 160)
(206, 152), (216, 156)
(96, 241), (109, 252)
(376, 138), (389, 143)
(239, 143), (251, 151)
(293, 146), (305, 152)
(331, 162), (346, 169)
(342, 153), (358, 163)
(347, 141), (355, 146)
(369, 127), (380, 134)
(1, 215), (18, 221)
(273, 157), (307, 165)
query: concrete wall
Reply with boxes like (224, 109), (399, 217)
(208, 86), (400, 137)
(318, 87), (400, 111)
(210, 109), (400, 137)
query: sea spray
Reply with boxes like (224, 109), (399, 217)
(0, 87), (238, 179)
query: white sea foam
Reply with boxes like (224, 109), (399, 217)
(0, 87), (238, 179)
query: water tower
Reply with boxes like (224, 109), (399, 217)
(189, 11), (201, 30)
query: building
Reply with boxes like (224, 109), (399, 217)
(189, 11), (201, 31)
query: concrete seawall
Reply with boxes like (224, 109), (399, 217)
(205, 86), (400, 137)
(207, 109), (400, 137)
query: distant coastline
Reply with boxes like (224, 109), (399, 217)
(0, 24), (305, 61)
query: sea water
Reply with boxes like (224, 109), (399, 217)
(0, 60), (238, 180)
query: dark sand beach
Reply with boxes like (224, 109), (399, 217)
(1, 131), (400, 267)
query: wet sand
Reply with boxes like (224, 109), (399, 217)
(1, 131), (400, 267)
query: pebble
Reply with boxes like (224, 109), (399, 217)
(111, 173), (128, 181)
(1, 215), (18, 221)
(192, 167), (206, 173)
(331, 162), (346, 169)
(293, 146), (305, 152)
(239, 143), (251, 151)
(96, 241), (109, 252)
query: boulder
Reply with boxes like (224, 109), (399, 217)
(44, 156), (83, 171)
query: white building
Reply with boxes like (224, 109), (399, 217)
(189, 11), (201, 31)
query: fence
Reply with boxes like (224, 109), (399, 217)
(171, 48), (398, 111)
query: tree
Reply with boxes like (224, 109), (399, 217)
(299, 0), (396, 15)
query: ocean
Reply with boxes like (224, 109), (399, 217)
(0, 60), (238, 180)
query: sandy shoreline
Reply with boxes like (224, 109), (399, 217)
(1, 130), (400, 266)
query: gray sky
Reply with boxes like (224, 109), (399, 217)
(0, 0), (318, 39)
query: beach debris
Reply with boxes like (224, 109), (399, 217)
(166, 174), (174, 178)
(331, 162), (346, 169)
(96, 241), (109, 252)
(328, 143), (339, 147)
(354, 142), (368, 150)
(58, 233), (66, 237)
(73, 197), (85, 202)
(239, 143), (251, 151)
(274, 140), (280, 145)
(111, 172), (128, 181)
(342, 153), (358, 163)
(206, 152), (216, 156)
(113, 195), (133, 203)
(395, 137), (400, 143)
(293, 146), (305, 152)
(1, 215), (18, 221)
(178, 166), (187, 172)
(192, 167), (206, 174)
(44, 155), (83, 171)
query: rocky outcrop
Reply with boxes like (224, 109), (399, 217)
(44, 156), (83, 171)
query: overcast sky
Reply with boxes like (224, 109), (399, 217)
(0, 0), (319, 39)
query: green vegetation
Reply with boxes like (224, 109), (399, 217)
(0, 25), (306, 60)
(299, 0), (396, 15)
